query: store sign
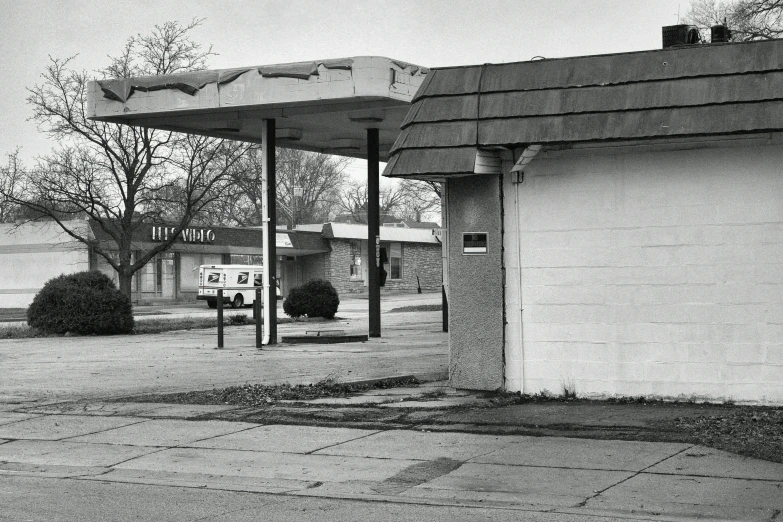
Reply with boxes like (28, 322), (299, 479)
(151, 226), (216, 243)
(463, 232), (488, 255)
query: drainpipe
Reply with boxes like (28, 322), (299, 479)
(511, 144), (542, 392)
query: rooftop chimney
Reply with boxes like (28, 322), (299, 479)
(711, 24), (732, 43)
(662, 25), (701, 48)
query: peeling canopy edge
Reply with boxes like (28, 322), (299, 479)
(258, 58), (354, 79)
(98, 68), (254, 103)
(97, 59), (358, 103)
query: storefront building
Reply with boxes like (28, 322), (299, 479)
(385, 38), (783, 404)
(89, 222), (331, 303)
(295, 222), (442, 295)
(0, 220), (441, 307)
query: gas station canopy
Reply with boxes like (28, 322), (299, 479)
(87, 56), (427, 160)
(87, 56), (430, 342)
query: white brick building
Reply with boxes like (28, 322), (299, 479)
(385, 39), (783, 404)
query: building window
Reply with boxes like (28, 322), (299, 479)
(139, 252), (176, 297)
(349, 241), (363, 280)
(389, 242), (403, 280)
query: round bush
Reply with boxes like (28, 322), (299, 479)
(27, 271), (134, 335)
(283, 279), (340, 319)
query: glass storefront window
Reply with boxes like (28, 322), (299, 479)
(389, 242), (403, 280)
(230, 254), (263, 265)
(140, 257), (156, 293)
(349, 241), (362, 280)
(139, 252), (176, 297)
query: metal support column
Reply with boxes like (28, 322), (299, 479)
(367, 128), (381, 337)
(263, 119), (277, 344)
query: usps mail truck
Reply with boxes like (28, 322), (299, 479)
(198, 265), (264, 309)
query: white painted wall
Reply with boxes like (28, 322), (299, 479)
(503, 140), (783, 404)
(0, 221), (90, 307)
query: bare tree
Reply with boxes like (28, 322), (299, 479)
(197, 147), (349, 228)
(394, 179), (442, 223)
(0, 19), (249, 297)
(337, 179), (414, 224)
(686, 0), (783, 40)
(0, 150), (25, 223)
(336, 178), (441, 224)
(276, 149), (350, 228)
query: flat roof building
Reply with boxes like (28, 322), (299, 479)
(0, 220), (441, 307)
(385, 38), (783, 404)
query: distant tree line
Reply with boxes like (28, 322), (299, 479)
(686, 0), (783, 40)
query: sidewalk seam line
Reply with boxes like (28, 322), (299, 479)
(49, 418), (152, 442)
(173, 423), (263, 447)
(0, 414), (46, 427)
(464, 443), (520, 463)
(641, 470), (783, 484)
(573, 444), (696, 509)
(305, 429), (385, 455)
(107, 445), (175, 468)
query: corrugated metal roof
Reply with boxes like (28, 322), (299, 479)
(408, 73), (783, 122)
(383, 147), (476, 177)
(386, 39), (783, 179)
(392, 120), (477, 152)
(479, 100), (783, 145)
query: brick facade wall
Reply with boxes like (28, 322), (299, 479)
(326, 239), (366, 295)
(302, 238), (442, 296)
(300, 252), (328, 282)
(383, 242), (442, 292)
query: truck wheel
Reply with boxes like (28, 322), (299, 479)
(231, 294), (244, 308)
(207, 299), (217, 309)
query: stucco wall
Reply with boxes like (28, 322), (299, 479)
(0, 221), (91, 307)
(503, 141), (783, 404)
(447, 175), (504, 390)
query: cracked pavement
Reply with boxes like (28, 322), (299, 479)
(1, 296), (782, 520)
(1, 401), (782, 520)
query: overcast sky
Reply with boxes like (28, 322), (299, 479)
(1, 0), (685, 177)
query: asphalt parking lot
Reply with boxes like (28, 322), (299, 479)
(0, 293), (447, 404)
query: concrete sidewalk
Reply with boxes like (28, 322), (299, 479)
(1, 400), (782, 521)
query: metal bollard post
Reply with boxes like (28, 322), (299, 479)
(255, 287), (263, 349)
(216, 289), (224, 349)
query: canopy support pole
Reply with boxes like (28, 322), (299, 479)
(261, 119), (277, 345)
(368, 128), (381, 337)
